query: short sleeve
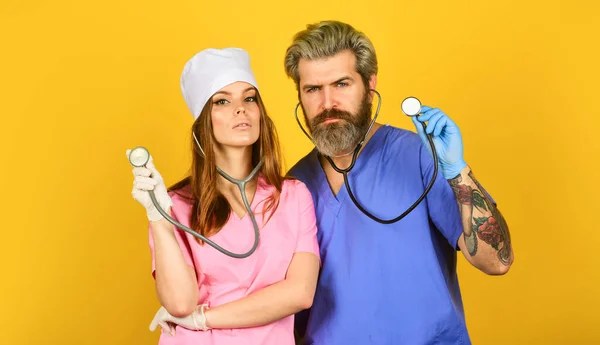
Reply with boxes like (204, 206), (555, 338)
(419, 143), (465, 250)
(148, 204), (195, 278)
(293, 181), (321, 260)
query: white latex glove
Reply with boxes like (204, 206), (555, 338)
(126, 149), (173, 222)
(149, 305), (210, 335)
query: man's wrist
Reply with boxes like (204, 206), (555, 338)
(444, 161), (468, 180)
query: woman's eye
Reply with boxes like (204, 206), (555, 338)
(245, 96), (257, 102)
(214, 99), (228, 105)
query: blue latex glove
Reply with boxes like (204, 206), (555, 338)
(411, 106), (467, 179)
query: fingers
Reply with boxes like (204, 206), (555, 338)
(416, 106), (442, 123)
(149, 307), (176, 336)
(149, 319), (174, 336)
(433, 117), (448, 137)
(424, 112), (444, 135)
(134, 176), (156, 185)
(411, 116), (426, 137)
(132, 167), (151, 177)
(420, 105), (433, 114)
(412, 116), (435, 158)
(132, 167), (155, 191)
(145, 154), (156, 169)
(133, 176), (157, 191)
(147, 164), (160, 179)
(411, 116), (430, 147)
(144, 156), (164, 180)
(441, 115), (460, 134)
(146, 163), (162, 181)
(158, 321), (175, 336)
(149, 317), (158, 332)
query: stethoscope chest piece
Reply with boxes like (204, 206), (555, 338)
(401, 96), (422, 117)
(129, 146), (150, 167)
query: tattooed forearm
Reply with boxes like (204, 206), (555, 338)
(468, 171), (512, 266)
(448, 174), (479, 255)
(464, 228), (478, 256)
(448, 170), (512, 266)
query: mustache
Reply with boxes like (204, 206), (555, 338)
(310, 108), (354, 127)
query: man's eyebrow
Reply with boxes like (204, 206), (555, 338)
(330, 76), (353, 85)
(302, 82), (320, 90)
(301, 76), (353, 90)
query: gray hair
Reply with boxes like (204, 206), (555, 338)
(284, 20), (378, 88)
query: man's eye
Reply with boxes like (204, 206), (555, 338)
(337, 82), (347, 87)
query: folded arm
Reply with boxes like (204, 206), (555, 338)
(204, 252), (320, 329)
(449, 166), (514, 275)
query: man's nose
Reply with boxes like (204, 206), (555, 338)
(322, 88), (336, 111)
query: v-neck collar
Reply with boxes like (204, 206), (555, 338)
(311, 125), (390, 216)
(230, 172), (272, 222)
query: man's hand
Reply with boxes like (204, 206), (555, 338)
(411, 106), (467, 179)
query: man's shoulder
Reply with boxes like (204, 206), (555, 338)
(373, 124), (424, 161)
(287, 149), (318, 179)
(378, 124), (421, 147)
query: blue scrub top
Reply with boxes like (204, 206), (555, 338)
(289, 125), (472, 345)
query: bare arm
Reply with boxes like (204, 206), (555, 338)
(151, 216), (199, 317)
(449, 166), (514, 275)
(204, 252), (320, 329)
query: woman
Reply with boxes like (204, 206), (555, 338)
(127, 48), (320, 345)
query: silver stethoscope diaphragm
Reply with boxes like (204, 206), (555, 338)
(129, 146), (150, 167)
(401, 96), (422, 117)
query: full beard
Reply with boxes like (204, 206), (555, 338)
(306, 92), (372, 157)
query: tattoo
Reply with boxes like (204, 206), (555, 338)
(464, 228), (478, 255)
(494, 208), (512, 266)
(448, 171), (512, 266)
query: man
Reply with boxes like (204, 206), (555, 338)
(284, 20), (514, 345)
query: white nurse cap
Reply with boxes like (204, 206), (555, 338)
(180, 47), (259, 120)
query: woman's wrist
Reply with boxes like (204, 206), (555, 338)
(150, 217), (176, 235)
(196, 304), (212, 330)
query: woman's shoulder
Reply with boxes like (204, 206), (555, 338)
(281, 177), (313, 202)
(168, 183), (194, 207)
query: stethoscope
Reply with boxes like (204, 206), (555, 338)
(128, 133), (262, 258)
(294, 93), (438, 224)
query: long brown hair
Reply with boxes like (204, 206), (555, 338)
(168, 90), (287, 243)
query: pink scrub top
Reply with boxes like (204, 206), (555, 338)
(148, 175), (320, 345)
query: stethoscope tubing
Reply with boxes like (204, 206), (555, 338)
(294, 92), (438, 224)
(130, 145), (263, 259)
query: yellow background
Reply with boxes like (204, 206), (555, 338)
(1, 0), (598, 344)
